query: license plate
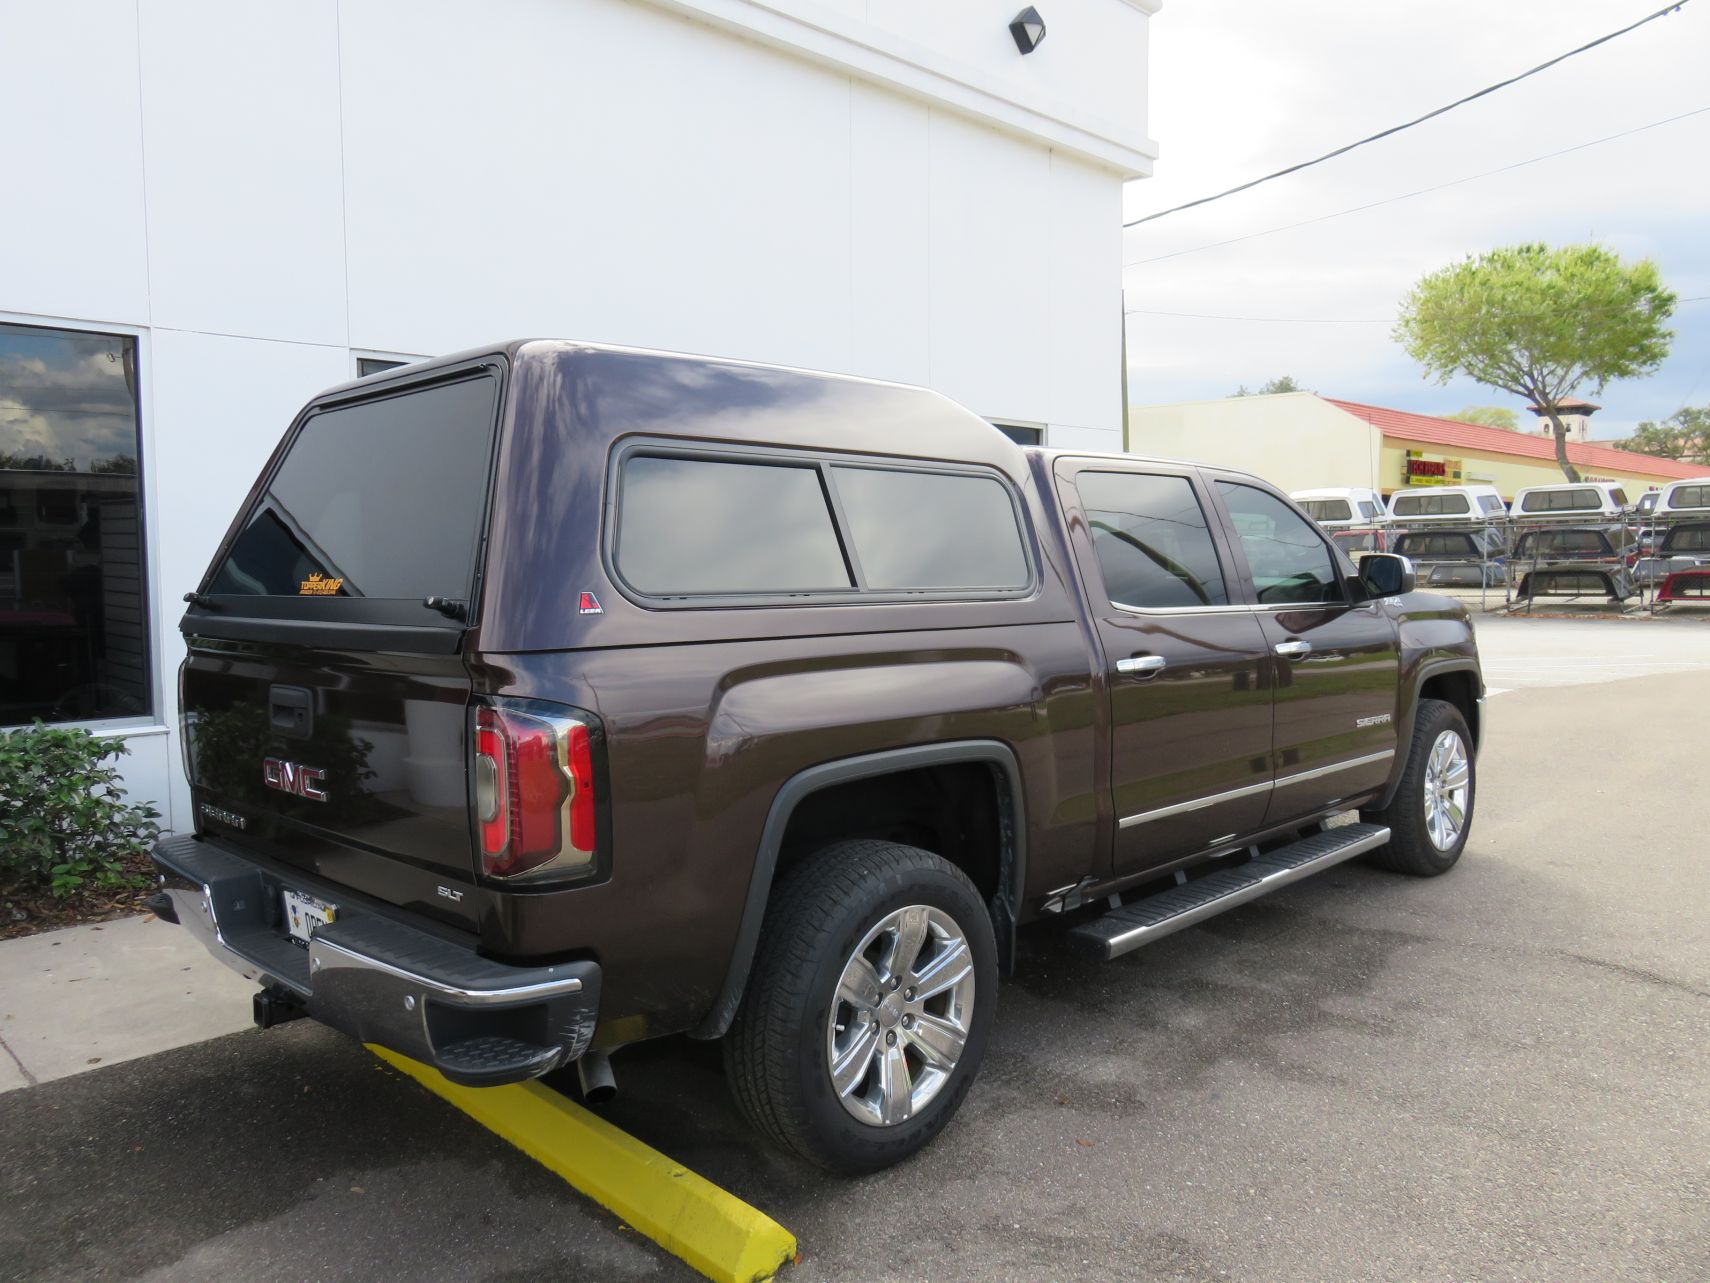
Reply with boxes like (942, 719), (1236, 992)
(283, 888), (337, 946)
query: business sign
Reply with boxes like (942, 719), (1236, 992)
(1402, 450), (1463, 487)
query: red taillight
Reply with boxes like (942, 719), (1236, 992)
(473, 701), (600, 882)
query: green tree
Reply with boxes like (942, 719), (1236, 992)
(1620, 407), (1710, 464)
(1394, 243), (1675, 482)
(1443, 406), (1520, 431)
(1229, 375), (1311, 397)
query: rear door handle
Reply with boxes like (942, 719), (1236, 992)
(1115, 655), (1167, 677)
(1274, 640), (1312, 659)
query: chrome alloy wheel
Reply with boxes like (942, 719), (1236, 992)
(1423, 728), (1471, 851)
(826, 904), (976, 1128)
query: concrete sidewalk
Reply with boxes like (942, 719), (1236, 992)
(0, 915), (255, 1092)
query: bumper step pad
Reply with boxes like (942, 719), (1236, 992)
(437, 1036), (563, 1085)
(1066, 822), (1391, 961)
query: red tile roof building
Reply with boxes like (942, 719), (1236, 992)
(1325, 399), (1705, 482)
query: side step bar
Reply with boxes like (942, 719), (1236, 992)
(1066, 822), (1391, 961)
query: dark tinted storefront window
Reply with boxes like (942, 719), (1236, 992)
(0, 324), (150, 724)
(209, 375), (498, 602)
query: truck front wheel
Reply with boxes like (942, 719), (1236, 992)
(724, 839), (997, 1174)
(1361, 697), (1476, 877)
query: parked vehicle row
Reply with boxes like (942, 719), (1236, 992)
(1292, 479), (1710, 607)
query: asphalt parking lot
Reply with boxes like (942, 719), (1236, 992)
(4, 617), (1708, 1283)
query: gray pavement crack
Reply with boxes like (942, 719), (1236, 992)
(0, 1029), (38, 1085)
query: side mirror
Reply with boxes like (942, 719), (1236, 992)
(1360, 552), (1415, 598)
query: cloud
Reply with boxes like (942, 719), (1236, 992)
(0, 336), (139, 468)
(1123, 0), (1710, 434)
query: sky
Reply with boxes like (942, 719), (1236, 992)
(1121, 0), (1710, 440)
(0, 328), (139, 469)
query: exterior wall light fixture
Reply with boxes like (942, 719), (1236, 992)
(1009, 6), (1046, 54)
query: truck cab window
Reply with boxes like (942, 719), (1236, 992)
(1075, 472), (1228, 610)
(1216, 481), (1343, 606)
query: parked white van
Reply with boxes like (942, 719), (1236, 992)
(1658, 477), (1710, 515)
(1289, 487), (1389, 527)
(1511, 481), (1630, 518)
(1387, 484), (1506, 523)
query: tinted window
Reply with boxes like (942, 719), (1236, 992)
(616, 456), (850, 596)
(1516, 530), (1612, 556)
(0, 323), (151, 723)
(210, 376), (497, 602)
(1667, 485), (1710, 510)
(1075, 472), (1228, 609)
(1520, 487), (1600, 512)
(1333, 531), (1380, 553)
(1479, 494), (1505, 514)
(1662, 524), (1710, 552)
(1636, 492), (1659, 513)
(1299, 499), (1353, 522)
(1611, 489), (1629, 507)
(1392, 492), (1471, 516)
(1359, 501), (1381, 519)
(1396, 533), (1478, 557)
(1217, 482), (1342, 605)
(832, 466), (1028, 590)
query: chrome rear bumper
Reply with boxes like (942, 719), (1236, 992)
(151, 833), (599, 1086)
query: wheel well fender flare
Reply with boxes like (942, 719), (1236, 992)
(690, 739), (1026, 1041)
(1379, 659), (1482, 810)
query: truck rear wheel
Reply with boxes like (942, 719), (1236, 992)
(724, 839), (997, 1174)
(1361, 698), (1475, 877)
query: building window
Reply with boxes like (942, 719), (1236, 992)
(992, 422), (1042, 446)
(357, 357), (409, 378)
(0, 323), (150, 724)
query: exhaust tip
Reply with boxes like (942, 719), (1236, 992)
(576, 1050), (616, 1105)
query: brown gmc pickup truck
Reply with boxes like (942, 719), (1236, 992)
(153, 341), (1482, 1173)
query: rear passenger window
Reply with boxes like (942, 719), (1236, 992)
(831, 466), (1028, 590)
(1217, 482), (1343, 606)
(616, 457), (852, 595)
(1075, 472), (1228, 609)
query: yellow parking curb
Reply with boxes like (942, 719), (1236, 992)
(369, 1046), (797, 1283)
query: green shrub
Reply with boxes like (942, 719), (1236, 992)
(0, 722), (160, 898)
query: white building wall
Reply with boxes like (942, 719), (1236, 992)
(0, 0), (1152, 824)
(1128, 393), (1385, 494)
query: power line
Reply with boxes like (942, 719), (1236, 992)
(1123, 295), (1710, 326)
(1126, 104), (1710, 269)
(1123, 0), (1694, 229)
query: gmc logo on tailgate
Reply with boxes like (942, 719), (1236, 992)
(263, 757), (328, 802)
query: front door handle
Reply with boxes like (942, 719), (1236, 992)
(1274, 640), (1312, 660)
(1115, 654), (1168, 677)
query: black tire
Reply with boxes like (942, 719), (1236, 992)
(724, 839), (998, 1175)
(1361, 698), (1476, 877)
